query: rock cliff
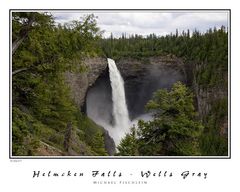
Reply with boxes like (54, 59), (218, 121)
(65, 57), (108, 108)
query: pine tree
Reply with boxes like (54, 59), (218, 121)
(139, 82), (203, 155)
(117, 82), (204, 156)
(91, 131), (108, 156)
(116, 127), (139, 156)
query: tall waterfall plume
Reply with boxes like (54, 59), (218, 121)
(108, 58), (131, 145)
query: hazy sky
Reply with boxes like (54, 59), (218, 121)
(51, 11), (229, 38)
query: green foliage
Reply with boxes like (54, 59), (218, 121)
(13, 13), (102, 73)
(91, 130), (108, 156)
(12, 107), (40, 156)
(12, 12), (106, 156)
(116, 127), (139, 156)
(117, 82), (204, 156)
(76, 113), (108, 155)
(200, 133), (228, 156)
(12, 12), (54, 43)
(200, 97), (228, 155)
(146, 82), (196, 118)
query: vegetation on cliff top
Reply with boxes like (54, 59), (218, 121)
(102, 27), (228, 88)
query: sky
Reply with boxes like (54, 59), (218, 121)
(51, 11), (229, 38)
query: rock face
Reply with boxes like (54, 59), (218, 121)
(103, 129), (116, 155)
(196, 86), (228, 136)
(195, 85), (227, 120)
(116, 56), (185, 78)
(65, 57), (108, 108)
(193, 64), (228, 137)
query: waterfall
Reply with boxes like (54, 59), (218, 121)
(86, 58), (152, 148)
(107, 58), (131, 145)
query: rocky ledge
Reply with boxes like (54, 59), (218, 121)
(65, 57), (108, 108)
